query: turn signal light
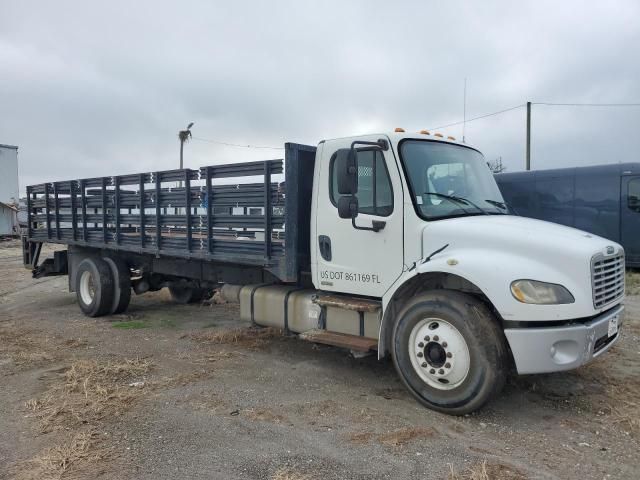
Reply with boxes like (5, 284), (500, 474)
(395, 127), (405, 132)
(434, 133), (443, 138)
(420, 130), (430, 135)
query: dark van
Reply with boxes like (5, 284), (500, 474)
(496, 163), (640, 267)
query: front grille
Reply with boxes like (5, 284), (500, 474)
(591, 252), (625, 309)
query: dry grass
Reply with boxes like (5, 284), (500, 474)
(14, 431), (112, 480)
(190, 326), (282, 349)
(348, 426), (436, 447)
(25, 358), (151, 433)
(244, 407), (287, 424)
(447, 460), (527, 480)
(595, 374), (640, 435)
(625, 270), (640, 295)
(573, 314), (640, 437)
(16, 358), (151, 478)
(271, 466), (313, 480)
(0, 324), (56, 367)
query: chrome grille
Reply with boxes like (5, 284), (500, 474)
(591, 252), (625, 309)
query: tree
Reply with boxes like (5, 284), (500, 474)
(487, 157), (506, 174)
(178, 122), (194, 170)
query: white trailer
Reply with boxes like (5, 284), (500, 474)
(0, 144), (19, 205)
(0, 144), (19, 235)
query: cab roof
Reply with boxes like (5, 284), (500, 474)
(323, 131), (473, 150)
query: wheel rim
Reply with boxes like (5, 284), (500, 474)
(408, 317), (471, 390)
(79, 270), (96, 306)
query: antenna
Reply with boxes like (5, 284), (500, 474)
(462, 78), (467, 143)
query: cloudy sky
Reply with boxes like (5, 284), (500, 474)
(1, 0), (639, 192)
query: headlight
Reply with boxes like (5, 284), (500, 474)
(510, 280), (575, 304)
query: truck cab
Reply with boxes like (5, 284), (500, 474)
(310, 131), (624, 413)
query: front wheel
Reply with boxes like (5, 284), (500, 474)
(392, 290), (508, 415)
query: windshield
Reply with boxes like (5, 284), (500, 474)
(399, 140), (507, 220)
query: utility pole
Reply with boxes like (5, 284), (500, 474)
(525, 101), (531, 171)
(462, 78), (467, 143)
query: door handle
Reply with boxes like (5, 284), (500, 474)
(352, 218), (386, 232)
(318, 235), (332, 261)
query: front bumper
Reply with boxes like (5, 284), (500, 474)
(504, 304), (624, 374)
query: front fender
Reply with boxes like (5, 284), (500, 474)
(416, 247), (594, 322)
(377, 246), (595, 359)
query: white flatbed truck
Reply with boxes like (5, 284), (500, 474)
(23, 130), (625, 414)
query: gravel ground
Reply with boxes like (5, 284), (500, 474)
(1, 238), (639, 480)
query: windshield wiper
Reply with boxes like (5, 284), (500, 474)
(484, 199), (516, 215)
(423, 192), (490, 215)
(484, 199), (509, 213)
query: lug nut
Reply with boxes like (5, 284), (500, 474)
(442, 342), (448, 348)
(433, 335), (439, 341)
(421, 362), (428, 368)
(446, 352), (452, 358)
(417, 352), (423, 358)
(445, 362), (451, 369)
(418, 342), (424, 348)
(424, 336), (430, 341)
(438, 369), (444, 374)
(429, 369), (436, 374)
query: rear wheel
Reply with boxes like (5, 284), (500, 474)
(169, 285), (204, 304)
(103, 256), (131, 314)
(392, 290), (508, 415)
(75, 257), (115, 317)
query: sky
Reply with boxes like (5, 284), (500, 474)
(1, 0), (639, 192)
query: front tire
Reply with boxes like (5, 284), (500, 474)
(75, 257), (115, 317)
(392, 290), (508, 415)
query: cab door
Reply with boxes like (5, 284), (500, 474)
(312, 136), (404, 298)
(621, 175), (640, 265)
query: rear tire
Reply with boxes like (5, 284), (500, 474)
(391, 290), (508, 415)
(103, 256), (131, 314)
(169, 285), (204, 304)
(75, 257), (115, 317)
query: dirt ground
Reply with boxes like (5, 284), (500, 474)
(1, 238), (639, 480)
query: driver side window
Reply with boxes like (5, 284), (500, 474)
(329, 150), (393, 216)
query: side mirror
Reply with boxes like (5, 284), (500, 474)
(335, 148), (358, 195)
(338, 195), (358, 219)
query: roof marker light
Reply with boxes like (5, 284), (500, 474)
(434, 133), (443, 138)
(420, 130), (430, 135)
(395, 127), (405, 132)
(447, 136), (456, 141)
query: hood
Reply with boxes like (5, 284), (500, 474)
(417, 215), (623, 321)
(424, 215), (617, 261)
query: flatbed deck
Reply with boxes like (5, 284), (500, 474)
(25, 143), (317, 282)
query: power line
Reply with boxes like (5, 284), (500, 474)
(427, 101), (640, 132)
(428, 104), (526, 131)
(192, 136), (284, 150)
(533, 102), (640, 107)
(192, 101), (640, 148)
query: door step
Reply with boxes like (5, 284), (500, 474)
(299, 329), (378, 352)
(313, 293), (381, 313)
